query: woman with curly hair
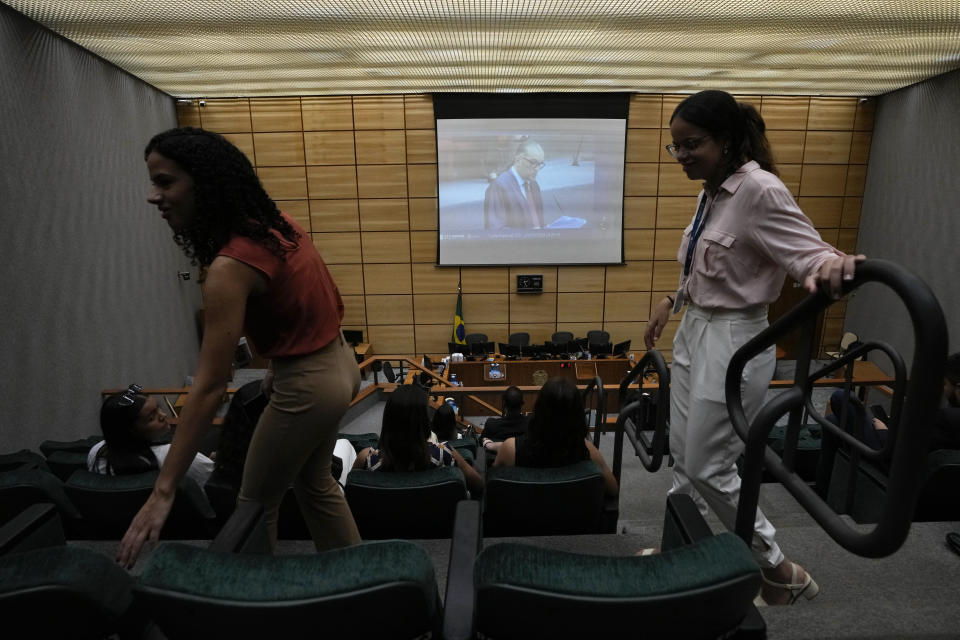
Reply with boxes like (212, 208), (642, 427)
(493, 377), (618, 497)
(118, 128), (360, 566)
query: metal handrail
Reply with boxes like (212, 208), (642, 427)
(729, 259), (947, 558)
(583, 375), (606, 447)
(612, 349), (671, 481)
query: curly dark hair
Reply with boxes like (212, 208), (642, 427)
(670, 90), (778, 181)
(145, 127), (299, 266)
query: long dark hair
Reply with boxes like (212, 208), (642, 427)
(97, 392), (159, 475)
(670, 90), (777, 180)
(525, 377), (589, 464)
(379, 385), (433, 472)
(144, 127), (299, 266)
(432, 403), (458, 442)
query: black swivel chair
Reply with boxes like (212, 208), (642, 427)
(586, 330), (610, 346)
(508, 332), (530, 347)
(550, 331), (574, 346)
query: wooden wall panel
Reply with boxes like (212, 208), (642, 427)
(355, 130), (407, 164)
(557, 293), (604, 323)
(312, 232), (361, 264)
(404, 94), (435, 130)
(409, 198), (438, 230)
(605, 261), (653, 292)
(301, 96), (353, 130)
(364, 263), (412, 294)
(414, 293), (458, 324)
(510, 293), (557, 324)
(307, 165), (357, 199)
(184, 91), (870, 358)
(353, 96), (405, 130)
(411, 264), (460, 293)
(253, 132), (304, 166)
(410, 231), (437, 263)
(359, 199), (408, 231)
(623, 197), (657, 228)
(365, 295), (413, 324)
(198, 98), (250, 132)
(304, 131), (355, 165)
(326, 263), (365, 295)
(250, 97), (302, 132)
(310, 199), (359, 232)
(361, 231), (411, 263)
(463, 294), (509, 324)
(257, 166), (307, 199)
(557, 266), (605, 292)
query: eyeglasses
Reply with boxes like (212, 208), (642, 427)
(665, 135), (710, 159)
(520, 156), (545, 170)
(118, 383), (143, 407)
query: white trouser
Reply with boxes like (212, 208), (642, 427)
(668, 304), (784, 568)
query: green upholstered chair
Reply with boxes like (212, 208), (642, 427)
(0, 504), (145, 639)
(345, 466), (467, 539)
(482, 460), (615, 536)
(45, 449), (91, 482)
(342, 432), (380, 453)
(38, 435), (102, 458)
(827, 447), (960, 523)
(64, 469), (217, 540)
(0, 468), (84, 535)
(472, 534), (760, 640)
(0, 449), (50, 474)
(443, 498), (764, 640)
(134, 539), (442, 640)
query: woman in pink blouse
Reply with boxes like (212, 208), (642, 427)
(644, 90), (863, 606)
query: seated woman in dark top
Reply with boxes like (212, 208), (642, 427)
(354, 385), (483, 493)
(493, 377), (618, 497)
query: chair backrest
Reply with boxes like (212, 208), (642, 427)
(482, 461), (605, 536)
(551, 331), (574, 345)
(64, 469), (216, 540)
(0, 449), (50, 474)
(38, 436), (102, 458)
(472, 532), (760, 640)
(465, 333), (488, 344)
(586, 329), (610, 345)
(345, 467), (467, 539)
(134, 539), (442, 640)
(45, 450), (89, 482)
(382, 360), (397, 382)
(0, 506), (141, 639)
(508, 332), (530, 347)
(0, 468), (82, 527)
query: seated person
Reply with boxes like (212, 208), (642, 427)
(354, 385), (483, 493)
(493, 377), (618, 497)
(432, 403), (462, 443)
(481, 385), (530, 454)
(828, 351), (960, 452)
(89, 385), (214, 486)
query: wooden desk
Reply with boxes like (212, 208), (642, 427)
(441, 359), (895, 418)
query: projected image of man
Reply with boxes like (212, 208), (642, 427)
(483, 141), (545, 230)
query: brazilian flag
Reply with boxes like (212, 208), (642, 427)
(453, 291), (466, 344)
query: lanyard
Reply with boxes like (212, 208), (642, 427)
(682, 193), (710, 277)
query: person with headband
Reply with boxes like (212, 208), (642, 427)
(645, 90), (864, 606)
(90, 384), (213, 486)
(117, 128), (361, 567)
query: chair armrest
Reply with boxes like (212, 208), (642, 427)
(443, 500), (481, 640)
(0, 503), (65, 555)
(209, 501), (270, 554)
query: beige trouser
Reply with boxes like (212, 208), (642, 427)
(668, 304), (784, 568)
(238, 332), (361, 550)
